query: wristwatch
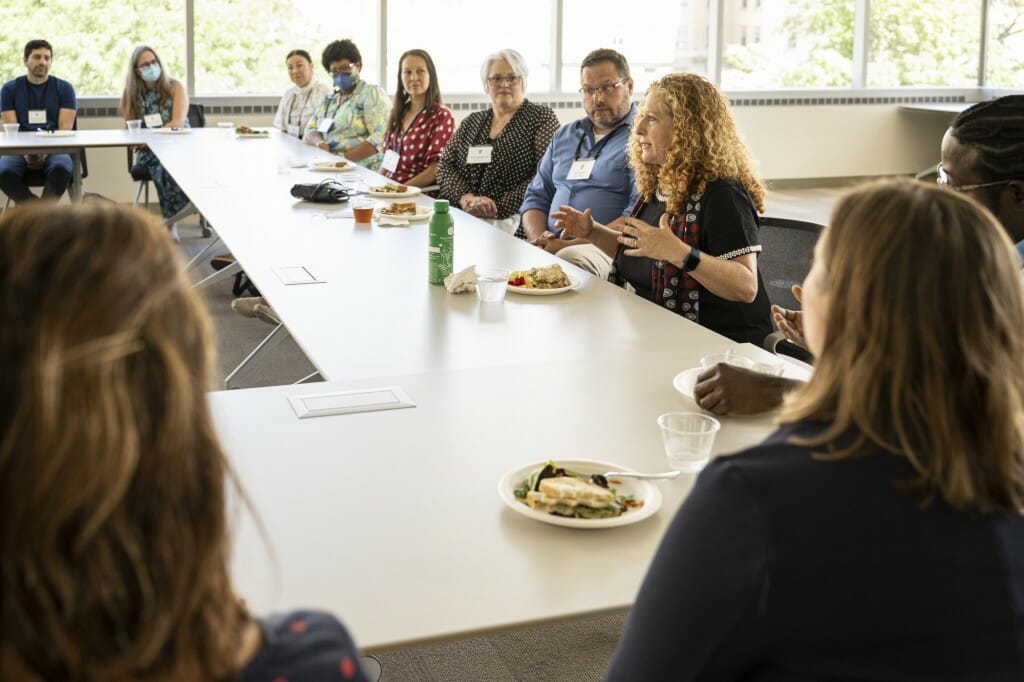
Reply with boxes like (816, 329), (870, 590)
(682, 245), (702, 272)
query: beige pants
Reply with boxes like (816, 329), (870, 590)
(557, 243), (613, 280)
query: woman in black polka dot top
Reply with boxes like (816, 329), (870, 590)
(438, 48), (559, 234)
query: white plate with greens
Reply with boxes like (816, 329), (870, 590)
(498, 459), (662, 529)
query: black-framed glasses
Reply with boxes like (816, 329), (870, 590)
(579, 79), (626, 99)
(137, 59), (159, 69)
(329, 65), (356, 76)
(936, 163), (1016, 193)
(486, 75), (521, 86)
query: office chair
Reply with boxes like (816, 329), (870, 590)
(128, 103), (211, 237)
(757, 216), (823, 363)
(2, 120), (88, 215)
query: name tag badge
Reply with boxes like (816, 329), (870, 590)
(28, 109), (46, 125)
(381, 148), (400, 173)
(143, 113), (163, 128)
(567, 158), (596, 180)
(466, 145), (493, 164)
(317, 118), (333, 134)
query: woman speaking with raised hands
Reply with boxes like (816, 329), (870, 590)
(554, 73), (773, 345)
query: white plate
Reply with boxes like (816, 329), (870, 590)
(367, 185), (421, 198)
(507, 275), (580, 296)
(498, 459), (662, 530)
(153, 127), (190, 134)
(377, 205), (431, 222)
(34, 130), (74, 137)
(309, 161), (355, 172)
(672, 367), (706, 400)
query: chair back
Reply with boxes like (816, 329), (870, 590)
(757, 216), (824, 310)
(187, 103), (206, 128)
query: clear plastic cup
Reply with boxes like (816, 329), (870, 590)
(658, 412), (721, 473)
(476, 268), (509, 303)
(126, 119), (142, 132)
(3, 123), (19, 135)
(352, 199), (376, 225)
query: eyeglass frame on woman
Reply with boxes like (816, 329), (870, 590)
(936, 163), (1016, 193)
(486, 75), (521, 86)
(579, 79), (627, 99)
(136, 59), (159, 69)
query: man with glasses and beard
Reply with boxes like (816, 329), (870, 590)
(0, 39), (77, 205)
(518, 48), (637, 278)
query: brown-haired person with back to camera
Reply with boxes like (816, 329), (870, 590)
(607, 179), (1024, 681)
(0, 203), (371, 682)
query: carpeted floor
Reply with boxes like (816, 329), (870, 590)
(371, 609), (629, 681)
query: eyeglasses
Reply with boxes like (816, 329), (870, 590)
(137, 59), (159, 69)
(329, 65), (356, 76)
(579, 79), (626, 99)
(486, 75), (521, 86)
(936, 163), (1016, 193)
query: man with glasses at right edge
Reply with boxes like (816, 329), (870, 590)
(692, 94), (1024, 417)
(518, 48), (638, 278)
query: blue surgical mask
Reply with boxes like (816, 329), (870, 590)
(140, 63), (162, 83)
(333, 72), (356, 91)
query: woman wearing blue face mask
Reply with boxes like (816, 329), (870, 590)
(303, 39), (390, 170)
(119, 45), (191, 240)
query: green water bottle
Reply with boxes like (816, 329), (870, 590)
(428, 199), (454, 284)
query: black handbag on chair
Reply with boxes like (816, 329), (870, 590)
(290, 179), (351, 203)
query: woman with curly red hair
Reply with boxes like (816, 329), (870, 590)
(555, 73), (772, 344)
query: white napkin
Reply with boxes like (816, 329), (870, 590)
(377, 215), (410, 227)
(444, 265), (477, 294)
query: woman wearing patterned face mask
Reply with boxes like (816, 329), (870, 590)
(303, 39), (390, 170)
(119, 45), (192, 241)
(273, 49), (332, 140)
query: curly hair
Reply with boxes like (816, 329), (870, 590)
(628, 73), (765, 214)
(0, 203), (251, 679)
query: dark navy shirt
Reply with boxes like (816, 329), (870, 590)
(607, 420), (1024, 681)
(238, 609), (369, 682)
(0, 75), (77, 131)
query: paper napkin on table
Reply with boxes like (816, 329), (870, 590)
(377, 215), (411, 227)
(444, 265), (477, 294)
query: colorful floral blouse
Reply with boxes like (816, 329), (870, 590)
(304, 78), (391, 170)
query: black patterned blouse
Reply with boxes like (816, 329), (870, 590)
(437, 99), (559, 219)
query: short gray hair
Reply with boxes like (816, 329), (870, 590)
(480, 49), (528, 92)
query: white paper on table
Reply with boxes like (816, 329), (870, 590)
(288, 385), (415, 418)
(273, 265), (326, 285)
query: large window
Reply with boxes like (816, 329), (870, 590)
(986, 0), (1024, 87)
(867, 0), (982, 86)
(562, 0), (707, 93)
(0, 1), (187, 97)
(722, 0), (854, 88)
(194, 0), (380, 94)
(387, 0), (553, 94)
(0, 0), (1019, 97)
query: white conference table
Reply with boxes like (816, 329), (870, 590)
(143, 128), (799, 651)
(212, 345), (798, 652)
(0, 128), (147, 199)
(147, 129), (737, 381)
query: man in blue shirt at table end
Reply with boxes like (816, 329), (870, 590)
(0, 39), (77, 205)
(519, 48), (637, 279)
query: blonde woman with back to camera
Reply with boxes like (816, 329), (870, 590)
(0, 204), (371, 681)
(606, 180), (1024, 681)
